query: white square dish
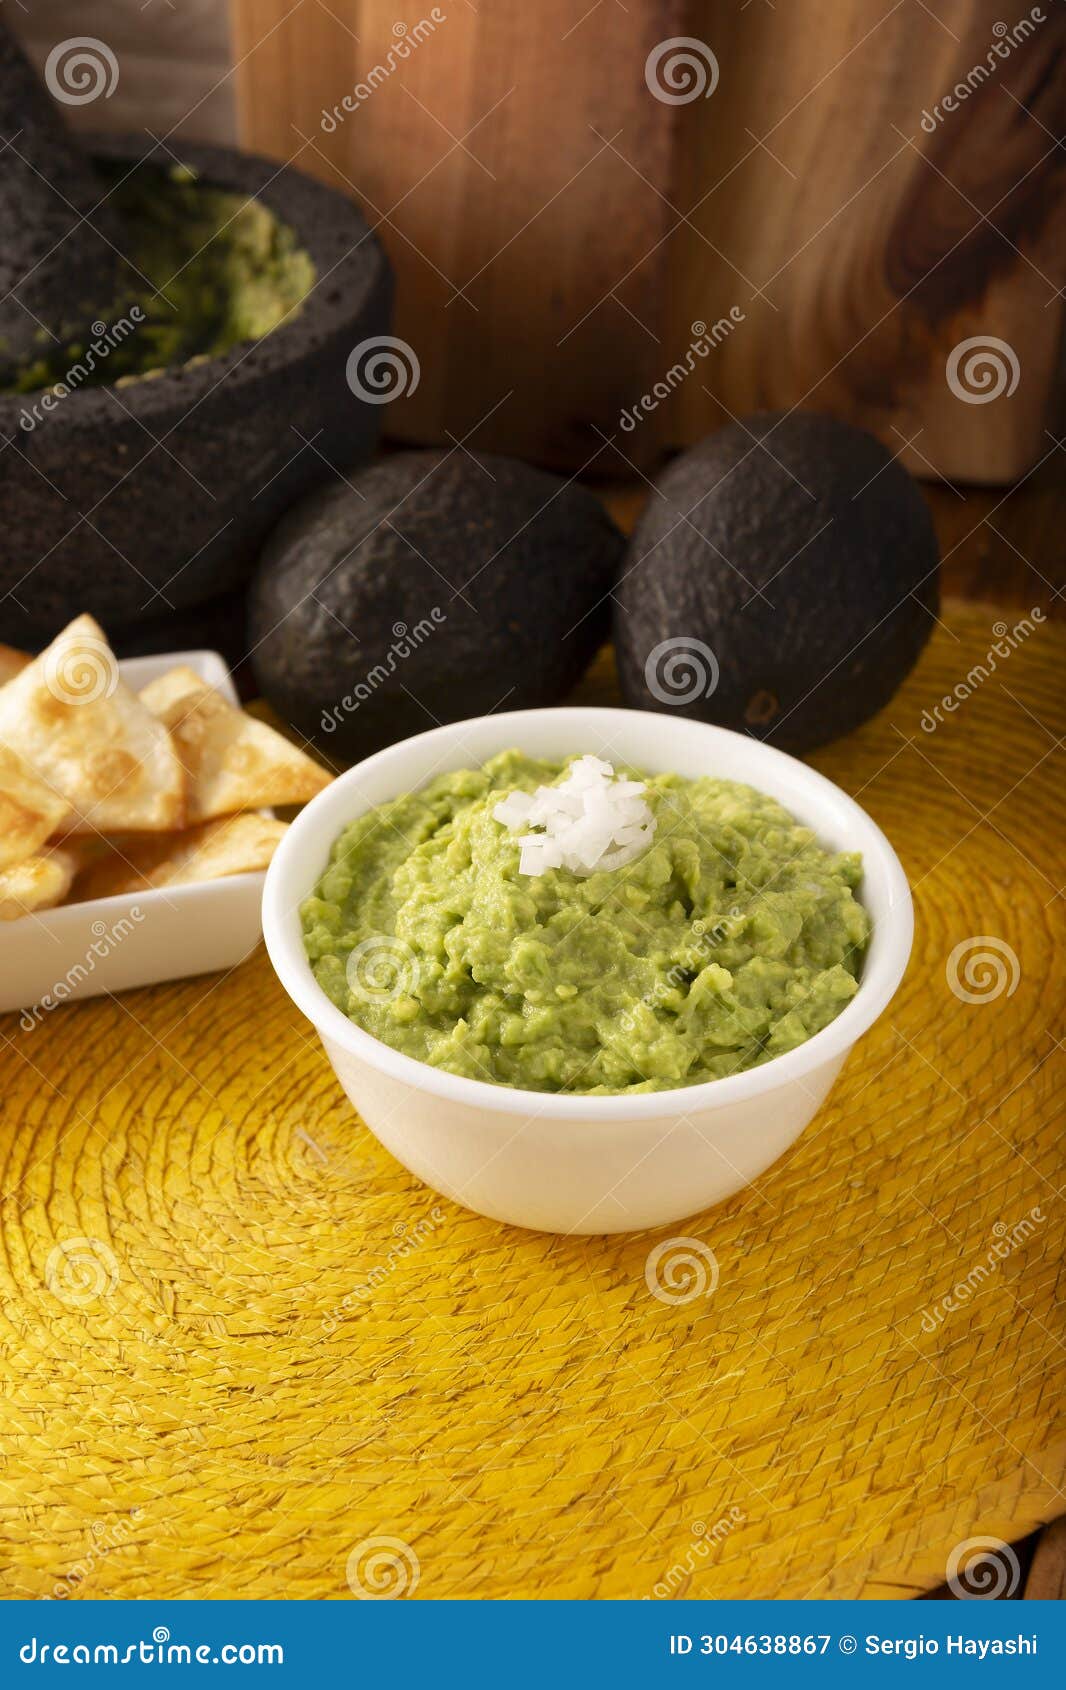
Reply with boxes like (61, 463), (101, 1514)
(2, 649), (270, 1019)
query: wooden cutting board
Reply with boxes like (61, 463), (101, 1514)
(0, 600), (1062, 1599)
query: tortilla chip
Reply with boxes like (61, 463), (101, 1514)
(75, 814), (287, 900)
(165, 814), (288, 887)
(140, 665), (330, 822)
(0, 615), (185, 834)
(0, 742), (70, 869)
(0, 642), (31, 687)
(0, 844), (78, 921)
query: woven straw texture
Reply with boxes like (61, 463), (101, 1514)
(1, 600), (1062, 1600)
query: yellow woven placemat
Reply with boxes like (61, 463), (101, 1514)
(1, 600), (1062, 1601)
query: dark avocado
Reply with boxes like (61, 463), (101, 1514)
(249, 450), (623, 760)
(614, 412), (940, 752)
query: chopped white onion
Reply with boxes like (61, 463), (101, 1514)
(493, 755), (656, 878)
(493, 791), (534, 828)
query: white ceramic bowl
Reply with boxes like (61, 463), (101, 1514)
(262, 708), (913, 1234)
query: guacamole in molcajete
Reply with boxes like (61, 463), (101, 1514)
(301, 752), (871, 1095)
(6, 163), (315, 396)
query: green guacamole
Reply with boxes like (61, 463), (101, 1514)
(7, 164), (315, 395)
(301, 752), (871, 1096)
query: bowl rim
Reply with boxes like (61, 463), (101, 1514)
(262, 707), (914, 1122)
(0, 134), (389, 429)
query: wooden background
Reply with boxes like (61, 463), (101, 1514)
(229, 0), (1066, 480)
(9, 2), (1064, 479)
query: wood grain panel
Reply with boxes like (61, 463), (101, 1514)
(667, 0), (1066, 482)
(232, 0), (691, 471)
(233, 0), (1064, 482)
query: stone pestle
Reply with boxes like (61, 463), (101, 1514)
(0, 24), (135, 382)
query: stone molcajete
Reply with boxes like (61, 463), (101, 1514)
(0, 27), (392, 645)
